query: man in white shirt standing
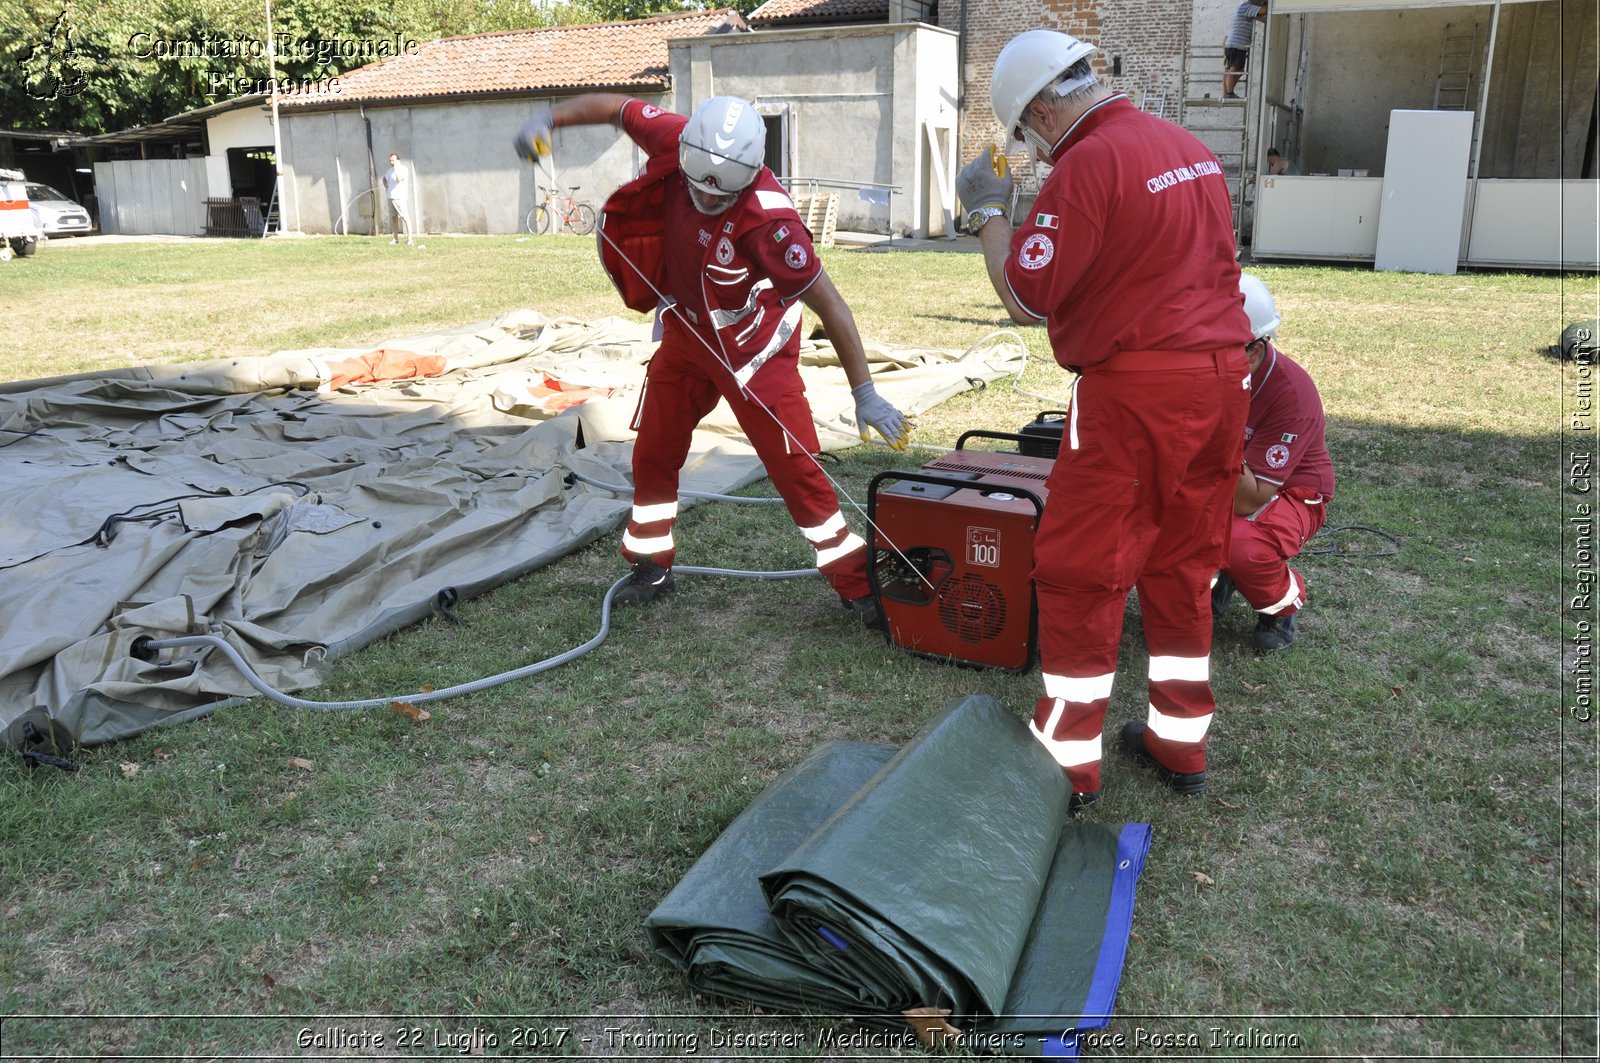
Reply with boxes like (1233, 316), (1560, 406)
(384, 152), (414, 245)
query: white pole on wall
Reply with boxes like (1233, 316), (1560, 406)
(1461, 0), (1502, 265)
(264, 0), (294, 234)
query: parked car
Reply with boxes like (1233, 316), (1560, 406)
(26, 182), (93, 236)
(0, 169), (41, 258)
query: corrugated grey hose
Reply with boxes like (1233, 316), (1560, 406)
(130, 565), (818, 712)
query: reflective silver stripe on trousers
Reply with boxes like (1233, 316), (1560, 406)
(814, 532), (865, 568)
(1042, 671), (1117, 703)
(800, 511), (848, 543)
(631, 501), (679, 524)
(1147, 655), (1209, 683)
(1068, 377), (1081, 450)
(1029, 724), (1103, 768)
(622, 530), (674, 554)
(1258, 569), (1302, 615)
(1146, 704), (1212, 744)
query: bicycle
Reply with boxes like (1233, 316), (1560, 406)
(527, 186), (597, 235)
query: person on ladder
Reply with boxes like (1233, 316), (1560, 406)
(512, 94), (910, 626)
(1223, 0), (1268, 99)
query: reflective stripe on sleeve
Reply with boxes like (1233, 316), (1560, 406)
(755, 189), (797, 213)
(1146, 704), (1213, 744)
(1148, 655), (1210, 683)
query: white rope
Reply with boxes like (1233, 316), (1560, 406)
(592, 218), (936, 591)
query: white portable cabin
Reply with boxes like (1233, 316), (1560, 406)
(1247, 0), (1597, 272)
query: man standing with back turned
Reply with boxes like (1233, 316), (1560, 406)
(956, 30), (1252, 811)
(513, 94), (909, 624)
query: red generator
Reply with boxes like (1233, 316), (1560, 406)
(867, 430), (1054, 671)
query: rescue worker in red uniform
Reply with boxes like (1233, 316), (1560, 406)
(513, 95), (909, 622)
(1212, 272), (1335, 652)
(957, 30), (1252, 811)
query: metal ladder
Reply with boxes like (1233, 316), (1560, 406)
(1139, 86), (1169, 121)
(1179, 42), (1252, 240)
(1434, 22), (1478, 110)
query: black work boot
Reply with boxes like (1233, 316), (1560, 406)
(1119, 721), (1207, 796)
(842, 594), (885, 631)
(1252, 611), (1299, 653)
(613, 561), (675, 607)
(1211, 571), (1237, 620)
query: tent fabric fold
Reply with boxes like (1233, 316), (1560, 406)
(645, 695), (1151, 1056)
(0, 312), (1016, 750)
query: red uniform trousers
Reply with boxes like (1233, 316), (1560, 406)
(622, 333), (870, 599)
(1030, 349), (1250, 793)
(1226, 490), (1326, 616)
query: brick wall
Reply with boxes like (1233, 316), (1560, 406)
(942, 0), (1193, 166)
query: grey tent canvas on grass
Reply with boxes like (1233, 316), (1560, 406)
(0, 311), (1016, 750)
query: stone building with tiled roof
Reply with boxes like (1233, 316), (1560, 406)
(747, 0), (893, 28)
(282, 11), (746, 111)
(276, 10), (748, 235)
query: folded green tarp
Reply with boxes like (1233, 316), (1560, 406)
(646, 695), (1152, 1057)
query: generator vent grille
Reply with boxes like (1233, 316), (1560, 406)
(937, 574), (1008, 643)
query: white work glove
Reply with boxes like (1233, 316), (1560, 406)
(852, 382), (910, 450)
(513, 105), (555, 163)
(955, 146), (1013, 232)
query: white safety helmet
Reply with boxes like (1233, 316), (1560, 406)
(679, 96), (764, 197)
(990, 29), (1098, 153)
(1239, 271), (1281, 340)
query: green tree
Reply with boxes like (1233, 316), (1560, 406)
(0, 0), (610, 134)
(586, 1), (765, 20)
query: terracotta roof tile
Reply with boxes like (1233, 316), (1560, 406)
(283, 10), (747, 107)
(748, 0), (889, 27)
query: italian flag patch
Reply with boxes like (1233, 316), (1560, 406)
(1035, 212), (1058, 229)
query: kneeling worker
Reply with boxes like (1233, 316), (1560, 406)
(513, 94), (909, 624)
(1214, 272), (1335, 651)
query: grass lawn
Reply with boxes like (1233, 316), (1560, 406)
(0, 234), (1593, 1059)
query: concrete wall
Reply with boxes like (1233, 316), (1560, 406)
(279, 94), (662, 236)
(1259, 0), (1588, 180)
(93, 158), (208, 236)
(667, 23), (958, 236)
(202, 105), (275, 198)
(1294, 7), (1464, 175)
(1477, 0), (1597, 179)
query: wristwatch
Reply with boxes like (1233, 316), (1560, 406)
(965, 206), (1006, 233)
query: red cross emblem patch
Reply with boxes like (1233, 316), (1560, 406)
(1018, 233), (1054, 270)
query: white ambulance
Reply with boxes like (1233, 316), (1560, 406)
(0, 168), (43, 259)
